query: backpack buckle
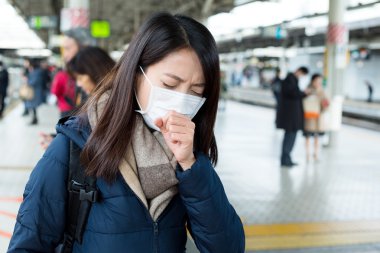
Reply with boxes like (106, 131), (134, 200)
(69, 180), (98, 203)
(69, 180), (84, 192)
(79, 188), (98, 203)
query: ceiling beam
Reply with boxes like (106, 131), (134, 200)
(175, 1), (197, 14)
(202, 0), (214, 17)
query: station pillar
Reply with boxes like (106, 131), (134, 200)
(325, 0), (348, 147)
(60, 0), (90, 31)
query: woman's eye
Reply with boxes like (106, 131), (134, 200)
(162, 82), (175, 89)
(191, 90), (203, 97)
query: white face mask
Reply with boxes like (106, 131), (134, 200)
(298, 76), (309, 90)
(135, 66), (206, 131)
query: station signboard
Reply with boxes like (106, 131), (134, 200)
(91, 20), (110, 38)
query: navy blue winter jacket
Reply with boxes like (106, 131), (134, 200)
(8, 116), (245, 253)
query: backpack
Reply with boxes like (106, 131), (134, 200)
(55, 140), (99, 253)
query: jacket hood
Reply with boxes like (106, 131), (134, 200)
(56, 116), (92, 149)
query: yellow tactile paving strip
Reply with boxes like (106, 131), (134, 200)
(244, 221), (380, 250)
(0, 166), (32, 171)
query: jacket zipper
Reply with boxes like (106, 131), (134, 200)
(119, 176), (176, 252)
(153, 221), (159, 253)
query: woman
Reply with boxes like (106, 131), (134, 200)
(25, 59), (46, 125)
(303, 74), (329, 162)
(39, 47), (115, 149)
(40, 29), (92, 147)
(67, 46), (115, 96)
(8, 12), (245, 253)
(50, 28), (95, 118)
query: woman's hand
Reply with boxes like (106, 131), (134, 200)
(39, 132), (53, 150)
(154, 111), (196, 170)
(304, 88), (312, 96)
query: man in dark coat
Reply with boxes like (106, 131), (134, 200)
(276, 66), (309, 167)
(0, 61), (9, 119)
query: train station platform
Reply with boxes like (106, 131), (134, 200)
(1, 101), (380, 252)
(228, 87), (380, 131)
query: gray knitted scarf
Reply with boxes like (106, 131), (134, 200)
(87, 92), (178, 220)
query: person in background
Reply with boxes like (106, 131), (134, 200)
(271, 68), (282, 124)
(50, 28), (95, 118)
(40, 60), (52, 103)
(39, 46), (115, 150)
(50, 34), (79, 118)
(303, 74), (329, 162)
(25, 59), (46, 125)
(40, 28), (95, 147)
(21, 59), (31, 116)
(67, 46), (115, 96)
(8, 12), (245, 253)
(271, 68), (282, 105)
(364, 80), (374, 103)
(0, 60), (9, 119)
(276, 66), (310, 168)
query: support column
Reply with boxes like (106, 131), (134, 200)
(60, 0), (89, 31)
(325, 0), (348, 146)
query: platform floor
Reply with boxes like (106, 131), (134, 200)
(1, 101), (380, 252)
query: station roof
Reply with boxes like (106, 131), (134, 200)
(7, 0), (235, 51)
(4, 0), (380, 56)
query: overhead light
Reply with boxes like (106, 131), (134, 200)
(305, 26), (317, 36)
(110, 51), (124, 61)
(0, 0), (46, 49)
(16, 49), (52, 57)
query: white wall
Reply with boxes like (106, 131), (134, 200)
(286, 51), (380, 101)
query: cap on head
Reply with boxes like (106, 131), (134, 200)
(63, 28), (96, 48)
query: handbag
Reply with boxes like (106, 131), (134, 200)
(303, 94), (321, 119)
(321, 98), (330, 110)
(19, 84), (34, 100)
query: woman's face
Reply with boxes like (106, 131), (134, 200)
(76, 74), (96, 95)
(312, 76), (323, 89)
(136, 48), (205, 111)
(62, 36), (79, 63)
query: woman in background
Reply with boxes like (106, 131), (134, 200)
(39, 46), (115, 149)
(25, 59), (45, 125)
(67, 46), (115, 96)
(303, 73), (329, 162)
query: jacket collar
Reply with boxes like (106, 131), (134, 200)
(56, 115), (91, 149)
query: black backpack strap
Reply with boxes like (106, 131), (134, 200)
(56, 140), (98, 253)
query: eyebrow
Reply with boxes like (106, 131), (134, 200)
(164, 73), (184, 82)
(164, 73), (205, 87)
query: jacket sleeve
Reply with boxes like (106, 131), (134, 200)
(175, 153), (245, 253)
(7, 134), (69, 253)
(50, 71), (65, 97)
(282, 75), (305, 99)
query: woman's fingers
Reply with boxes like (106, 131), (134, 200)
(154, 111), (196, 169)
(169, 132), (193, 142)
(157, 111), (195, 132)
(167, 124), (194, 134)
(154, 117), (164, 131)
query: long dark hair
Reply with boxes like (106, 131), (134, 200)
(67, 46), (115, 84)
(309, 73), (322, 89)
(81, 12), (220, 182)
